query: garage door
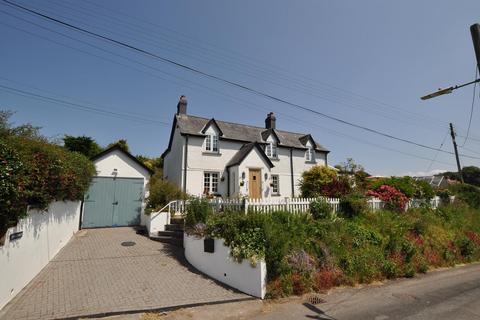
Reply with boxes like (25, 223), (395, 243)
(82, 177), (144, 228)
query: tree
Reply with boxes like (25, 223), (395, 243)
(462, 166), (480, 187)
(107, 139), (129, 152)
(146, 170), (185, 212)
(136, 155), (163, 172)
(299, 165), (337, 198)
(63, 135), (102, 158)
(334, 158), (365, 174)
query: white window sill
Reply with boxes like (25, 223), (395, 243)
(203, 151), (221, 156)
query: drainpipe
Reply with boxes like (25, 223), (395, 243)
(183, 136), (188, 194)
(290, 148), (294, 198)
(227, 167), (230, 197)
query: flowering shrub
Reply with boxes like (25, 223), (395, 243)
(321, 178), (351, 198)
(367, 185), (409, 212)
(285, 250), (316, 275)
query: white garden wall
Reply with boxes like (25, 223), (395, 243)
(184, 234), (267, 299)
(145, 211), (169, 236)
(0, 201), (81, 310)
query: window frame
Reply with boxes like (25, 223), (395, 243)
(305, 147), (315, 162)
(271, 174), (279, 195)
(205, 134), (219, 153)
(265, 142), (278, 159)
(203, 172), (219, 195)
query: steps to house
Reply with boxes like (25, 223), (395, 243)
(150, 218), (185, 247)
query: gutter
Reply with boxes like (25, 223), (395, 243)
(183, 135), (188, 194)
(290, 148), (294, 198)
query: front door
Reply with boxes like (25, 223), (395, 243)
(249, 169), (262, 199)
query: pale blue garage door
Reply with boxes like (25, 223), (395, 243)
(82, 177), (144, 228)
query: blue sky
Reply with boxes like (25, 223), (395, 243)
(1, 0), (479, 176)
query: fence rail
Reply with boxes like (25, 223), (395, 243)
(169, 196), (447, 215)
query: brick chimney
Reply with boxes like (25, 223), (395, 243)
(176, 95), (187, 115)
(265, 112), (276, 129)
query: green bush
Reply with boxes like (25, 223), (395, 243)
(449, 183), (480, 209)
(370, 176), (434, 199)
(146, 170), (186, 213)
(340, 193), (368, 218)
(1, 133), (95, 239)
(185, 198), (212, 231)
(299, 165), (337, 198)
(309, 198), (332, 220)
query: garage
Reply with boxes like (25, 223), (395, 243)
(81, 145), (153, 229)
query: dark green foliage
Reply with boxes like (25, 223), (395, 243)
(107, 139), (129, 152)
(309, 199), (332, 220)
(0, 112), (95, 239)
(340, 193), (368, 218)
(146, 170), (185, 213)
(63, 135), (102, 158)
(299, 166), (337, 198)
(449, 183), (480, 208)
(444, 166), (480, 186)
(185, 198), (212, 230)
(136, 155), (163, 172)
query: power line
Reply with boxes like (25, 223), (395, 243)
(18, 0), (447, 133)
(75, 0), (456, 129)
(0, 84), (170, 125)
(460, 67), (478, 147)
(426, 129), (450, 172)
(3, 0), (479, 161)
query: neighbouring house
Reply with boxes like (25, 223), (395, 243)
(161, 96), (330, 199)
(413, 175), (449, 189)
(81, 145), (153, 228)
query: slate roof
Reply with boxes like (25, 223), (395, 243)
(174, 114), (329, 152)
(226, 142), (274, 168)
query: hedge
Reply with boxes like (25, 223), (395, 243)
(0, 135), (95, 239)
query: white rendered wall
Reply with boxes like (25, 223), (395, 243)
(0, 201), (81, 310)
(93, 149), (150, 225)
(166, 124), (327, 198)
(184, 234), (267, 298)
(163, 127), (185, 189)
(145, 211), (169, 236)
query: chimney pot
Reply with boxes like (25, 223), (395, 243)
(177, 95), (187, 115)
(265, 112), (276, 129)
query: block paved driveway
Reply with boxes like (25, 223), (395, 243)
(0, 228), (250, 320)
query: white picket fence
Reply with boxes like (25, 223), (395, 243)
(170, 196), (445, 215)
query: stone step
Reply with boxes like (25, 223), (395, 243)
(170, 217), (185, 225)
(150, 235), (183, 247)
(165, 223), (184, 231)
(158, 230), (183, 238)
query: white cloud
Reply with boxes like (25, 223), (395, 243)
(399, 169), (447, 177)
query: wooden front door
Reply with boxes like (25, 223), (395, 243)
(249, 169), (262, 199)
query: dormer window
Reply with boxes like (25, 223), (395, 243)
(205, 134), (219, 152)
(265, 142), (277, 159)
(306, 147), (315, 162)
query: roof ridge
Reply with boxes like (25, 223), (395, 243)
(178, 113), (315, 137)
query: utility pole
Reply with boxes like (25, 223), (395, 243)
(470, 23), (480, 73)
(449, 123), (464, 183)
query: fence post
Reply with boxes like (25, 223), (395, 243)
(243, 198), (248, 215)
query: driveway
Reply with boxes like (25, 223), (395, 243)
(0, 228), (250, 320)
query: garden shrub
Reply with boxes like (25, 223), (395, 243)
(146, 170), (186, 213)
(299, 165), (337, 198)
(309, 198), (332, 220)
(185, 198), (212, 231)
(340, 193), (368, 218)
(449, 183), (480, 209)
(321, 177), (351, 198)
(0, 131), (95, 239)
(367, 185), (408, 212)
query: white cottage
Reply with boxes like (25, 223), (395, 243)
(162, 96), (330, 199)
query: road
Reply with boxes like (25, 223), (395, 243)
(98, 263), (480, 320)
(254, 263), (480, 320)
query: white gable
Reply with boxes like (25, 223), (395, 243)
(93, 149), (150, 180)
(265, 134), (278, 143)
(203, 123), (220, 136)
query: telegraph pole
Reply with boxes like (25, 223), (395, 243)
(449, 123), (464, 183)
(471, 23), (480, 73)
